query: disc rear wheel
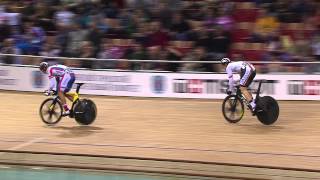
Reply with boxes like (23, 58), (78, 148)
(256, 96), (279, 125)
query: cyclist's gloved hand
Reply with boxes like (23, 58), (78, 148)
(226, 89), (232, 95)
(44, 90), (50, 96)
(51, 90), (57, 95)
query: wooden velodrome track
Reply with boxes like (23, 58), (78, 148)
(1, 90), (320, 179)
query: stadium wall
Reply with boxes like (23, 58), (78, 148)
(0, 65), (319, 100)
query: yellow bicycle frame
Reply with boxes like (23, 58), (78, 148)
(66, 92), (79, 103)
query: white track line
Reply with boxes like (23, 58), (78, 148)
(0, 137), (45, 156)
(8, 137), (45, 150)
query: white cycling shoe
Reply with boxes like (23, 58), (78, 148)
(62, 110), (70, 117)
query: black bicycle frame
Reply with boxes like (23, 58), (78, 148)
(233, 80), (264, 110)
(255, 80), (264, 102)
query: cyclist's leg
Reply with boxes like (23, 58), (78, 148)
(239, 68), (256, 109)
(64, 74), (76, 102)
(240, 86), (253, 101)
(59, 74), (74, 114)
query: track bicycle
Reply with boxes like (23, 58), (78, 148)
(39, 83), (97, 125)
(222, 80), (279, 125)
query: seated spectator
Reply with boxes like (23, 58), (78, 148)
(54, 5), (75, 28)
(287, 0), (310, 23)
(39, 42), (61, 65)
(251, 9), (279, 43)
(104, 1), (119, 19)
(25, 21), (46, 55)
(0, 38), (21, 64)
(169, 12), (190, 41)
(65, 23), (89, 57)
(311, 34), (320, 62)
(79, 41), (95, 68)
(147, 21), (170, 47)
(266, 31), (281, 52)
(194, 25), (212, 53)
(303, 56), (319, 74)
(280, 34), (295, 54)
(306, 9), (320, 30)
(263, 51), (286, 73)
(132, 21), (149, 47)
(105, 19), (128, 39)
(203, 8), (216, 30)
(33, 2), (56, 34)
(214, 9), (234, 32)
(87, 21), (103, 57)
(144, 45), (162, 70)
(126, 41), (147, 70)
(118, 8), (135, 35)
(180, 46), (214, 72)
(166, 42), (184, 72)
(293, 32), (311, 58)
(180, 48), (199, 72)
(0, 19), (11, 43)
(209, 27), (231, 60)
(96, 39), (125, 69)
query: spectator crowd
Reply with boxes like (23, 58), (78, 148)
(0, 0), (319, 73)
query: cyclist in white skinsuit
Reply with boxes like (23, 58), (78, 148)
(39, 62), (76, 116)
(221, 58), (257, 111)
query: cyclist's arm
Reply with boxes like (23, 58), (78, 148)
(48, 76), (56, 91)
(48, 68), (58, 91)
(226, 66), (234, 90)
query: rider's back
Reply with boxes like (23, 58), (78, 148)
(47, 64), (73, 78)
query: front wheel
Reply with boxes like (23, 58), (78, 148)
(222, 95), (244, 123)
(39, 98), (63, 125)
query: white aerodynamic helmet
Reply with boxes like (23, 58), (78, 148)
(221, 58), (231, 65)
